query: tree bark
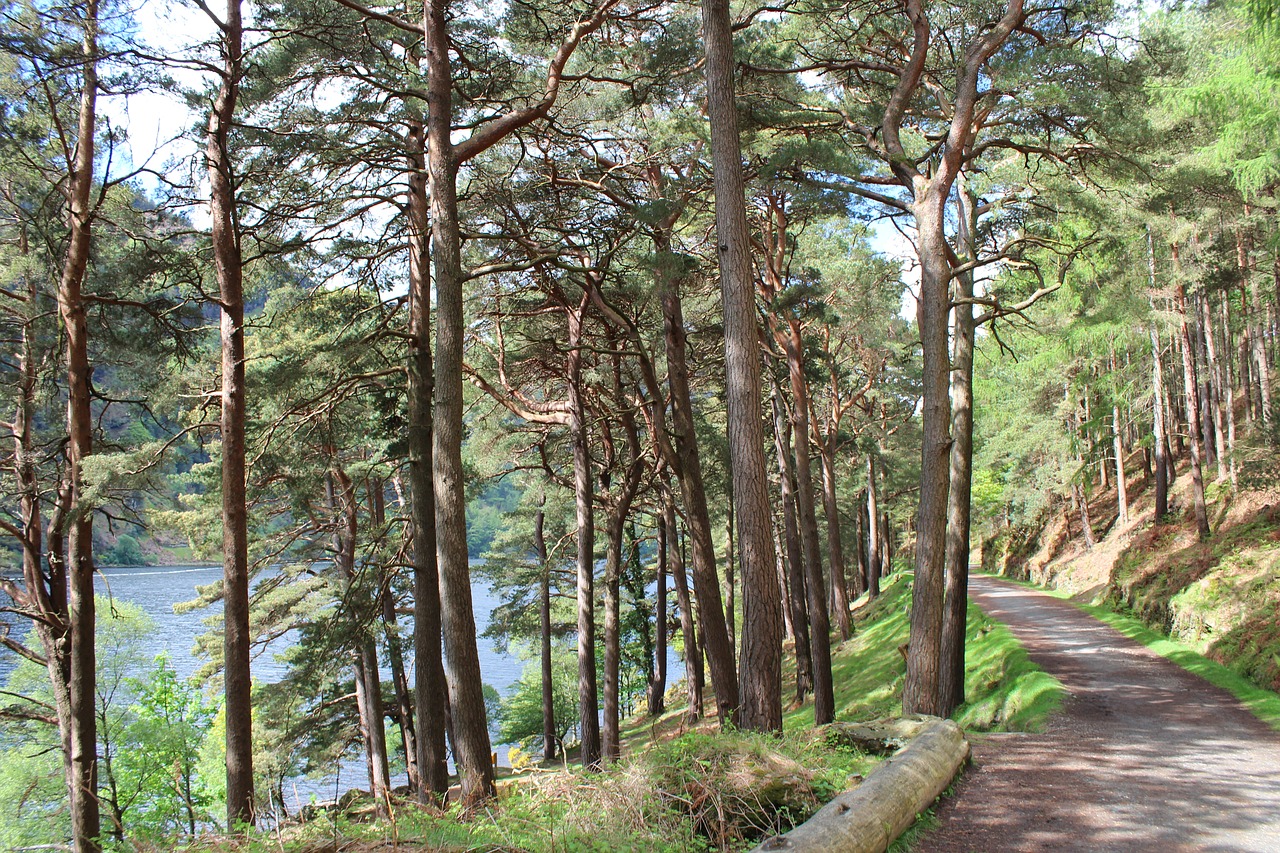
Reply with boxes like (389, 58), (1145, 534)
(1193, 294), (1217, 468)
(660, 269), (738, 724)
(1148, 234), (1170, 521)
(664, 484), (704, 720)
(379, 565), (417, 789)
(1200, 293), (1227, 482)
(701, 0), (782, 731)
(939, 179), (977, 717)
(649, 513), (668, 717)
(881, 512), (892, 578)
(725, 502), (736, 654)
(819, 444), (852, 641)
(903, 194), (952, 717)
(782, 325), (834, 724)
(566, 294), (600, 770)
(854, 496), (868, 598)
(1220, 297), (1239, 490)
(405, 119), (449, 801)
(866, 457), (882, 600)
(534, 503), (557, 761)
(887, 0), (1023, 718)
(59, 1), (101, 842)
(1171, 239), (1211, 541)
(774, 522), (795, 640)
(1110, 351), (1129, 527)
(425, 0), (495, 802)
(1240, 225), (1272, 431)
(602, 495), (622, 762)
(771, 389), (812, 703)
(10, 246), (78, 823)
(601, 384), (643, 762)
(373, 478), (418, 791)
(330, 472), (391, 810)
(206, 0), (254, 827)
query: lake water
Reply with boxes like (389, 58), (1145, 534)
(0, 563), (683, 811)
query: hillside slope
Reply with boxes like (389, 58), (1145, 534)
(985, 452), (1280, 694)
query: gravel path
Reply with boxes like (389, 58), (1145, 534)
(919, 576), (1280, 853)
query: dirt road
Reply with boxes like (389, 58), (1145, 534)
(920, 576), (1280, 852)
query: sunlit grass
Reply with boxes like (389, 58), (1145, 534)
(782, 571), (1064, 733)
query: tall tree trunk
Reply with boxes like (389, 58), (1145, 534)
(565, 294), (600, 769)
(783, 324), (833, 724)
(1089, 394), (1109, 491)
(649, 514), (668, 717)
(903, 192), (952, 718)
(331, 473), (391, 809)
(854, 496), (868, 598)
(11, 253), (78, 818)
(374, 476), (417, 790)
(405, 120), (449, 801)
(1071, 397), (1096, 549)
(1110, 352), (1129, 526)
(601, 346), (644, 762)
(425, 0), (494, 803)
(940, 179), (977, 717)
(624, 523), (654, 722)
(1171, 239), (1211, 541)
(1149, 236), (1170, 521)
(1237, 227), (1267, 426)
(1248, 273), (1273, 432)
(819, 443), (851, 641)
(1176, 295), (1211, 539)
(602, 499), (623, 762)
(1237, 286), (1255, 423)
(664, 485), (703, 720)
(1112, 401), (1129, 525)
(1200, 294), (1227, 482)
(379, 571), (417, 789)
(1193, 294), (1217, 467)
(1221, 298), (1239, 491)
(206, 0), (253, 827)
(534, 503), (557, 761)
(725, 502), (736, 654)
(700, 0), (782, 731)
(774, 522), (795, 641)
(866, 457), (882, 600)
(882, 512), (892, 577)
(771, 390), (812, 703)
(660, 272), (738, 724)
(60, 2), (100, 842)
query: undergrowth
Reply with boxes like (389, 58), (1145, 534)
(172, 571), (1061, 852)
(195, 727), (875, 853)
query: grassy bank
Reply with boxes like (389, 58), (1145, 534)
(187, 571), (1061, 853)
(797, 571), (1064, 733)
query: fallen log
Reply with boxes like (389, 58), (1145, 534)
(751, 716), (970, 853)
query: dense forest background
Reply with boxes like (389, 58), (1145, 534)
(1, 0), (1278, 848)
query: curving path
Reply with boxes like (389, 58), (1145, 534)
(920, 576), (1280, 853)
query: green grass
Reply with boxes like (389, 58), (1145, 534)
(983, 572), (1280, 732)
(955, 603), (1065, 732)
(781, 572), (1065, 733)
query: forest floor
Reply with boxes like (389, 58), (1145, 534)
(919, 575), (1280, 852)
